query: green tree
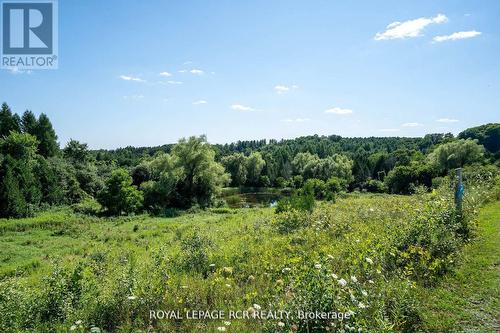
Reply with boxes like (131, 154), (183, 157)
(173, 136), (229, 207)
(0, 156), (27, 217)
(245, 152), (265, 186)
(98, 168), (143, 215)
(458, 123), (500, 156)
(21, 110), (38, 135)
(34, 113), (59, 157)
(221, 153), (247, 186)
(0, 103), (21, 137)
(63, 139), (90, 163)
(427, 139), (485, 174)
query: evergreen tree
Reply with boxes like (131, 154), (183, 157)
(0, 102), (21, 137)
(35, 113), (59, 157)
(21, 110), (38, 135)
(0, 156), (28, 218)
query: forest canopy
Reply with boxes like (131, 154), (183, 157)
(0, 101), (498, 217)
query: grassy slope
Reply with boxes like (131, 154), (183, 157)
(418, 200), (500, 332)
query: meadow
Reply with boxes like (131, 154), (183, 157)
(0, 174), (498, 332)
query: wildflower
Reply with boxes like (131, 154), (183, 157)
(253, 303), (261, 310)
(90, 327), (101, 333)
(358, 302), (367, 309)
(70, 325), (77, 331)
(209, 264), (216, 268)
(247, 275), (255, 282)
(278, 321), (285, 327)
(365, 257), (373, 265)
(225, 284), (231, 288)
(224, 321), (231, 326)
(75, 320), (82, 325)
(282, 267), (291, 273)
(327, 254), (334, 260)
(351, 275), (358, 283)
(314, 263), (322, 269)
(217, 327), (227, 332)
(331, 273), (338, 279)
(361, 290), (368, 297)
(369, 208), (374, 212)
(368, 280), (374, 284)
(338, 278), (347, 287)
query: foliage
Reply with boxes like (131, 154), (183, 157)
(458, 123), (500, 157)
(427, 139), (485, 174)
(97, 168), (143, 215)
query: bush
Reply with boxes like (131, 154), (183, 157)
(302, 178), (326, 199)
(364, 179), (386, 193)
(98, 169), (143, 215)
(72, 197), (102, 215)
(273, 209), (310, 233)
(275, 193), (315, 214)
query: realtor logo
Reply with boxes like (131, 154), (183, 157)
(1, 0), (58, 69)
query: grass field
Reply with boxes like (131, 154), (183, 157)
(418, 200), (500, 332)
(0, 187), (497, 332)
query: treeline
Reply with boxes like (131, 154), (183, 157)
(0, 101), (498, 217)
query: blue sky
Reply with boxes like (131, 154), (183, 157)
(1, 0), (499, 149)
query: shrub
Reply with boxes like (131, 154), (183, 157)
(72, 197), (102, 215)
(98, 168), (143, 215)
(275, 193), (315, 214)
(302, 178), (326, 199)
(273, 209), (310, 233)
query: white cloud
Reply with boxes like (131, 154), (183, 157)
(379, 128), (401, 132)
(324, 107), (353, 115)
(401, 122), (422, 127)
(433, 30), (481, 42)
(274, 84), (298, 94)
(437, 118), (459, 123)
(167, 80), (183, 85)
(123, 94), (144, 100)
(231, 104), (254, 112)
(374, 14), (448, 40)
(159, 71), (172, 77)
(190, 69), (204, 75)
(193, 100), (208, 105)
(119, 75), (145, 82)
(283, 118), (310, 123)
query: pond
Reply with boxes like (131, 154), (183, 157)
(220, 187), (289, 208)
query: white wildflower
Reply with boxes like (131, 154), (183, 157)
(217, 327), (226, 332)
(361, 290), (368, 297)
(224, 321), (231, 326)
(278, 321), (285, 327)
(358, 302), (367, 309)
(338, 278), (347, 287)
(253, 303), (261, 310)
(70, 325), (77, 331)
(127, 295), (137, 300)
(331, 273), (338, 279)
(314, 263), (322, 269)
(282, 267), (291, 273)
(365, 257), (373, 265)
(327, 254), (334, 260)
(75, 320), (82, 325)
(351, 275), (358, 283)
(368, 280), (374, 284)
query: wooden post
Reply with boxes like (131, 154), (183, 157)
(455, 168), (464, 212)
